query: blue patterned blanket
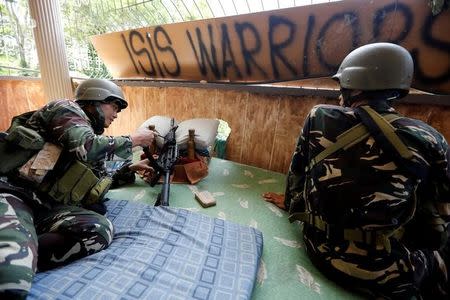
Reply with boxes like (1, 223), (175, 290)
(28, 200), (263, 299)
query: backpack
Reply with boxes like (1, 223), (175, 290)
(289, 106), (427, 252)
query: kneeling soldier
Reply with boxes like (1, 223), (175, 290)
(0, 79), (155, 299)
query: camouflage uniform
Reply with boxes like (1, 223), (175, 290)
(286, 102), (450, 299)
(0, 99), (132, 299)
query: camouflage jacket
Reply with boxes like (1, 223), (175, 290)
(286, 102), (450, 250)
(26, 99), (133, 177)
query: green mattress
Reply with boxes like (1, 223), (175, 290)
(106, 157), (362, 300)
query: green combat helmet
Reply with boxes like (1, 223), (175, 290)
(75, 79), (128, 134)
(333, 43), (414, 98)
(75, 79), (128, 110)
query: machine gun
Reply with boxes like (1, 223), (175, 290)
(143, 118), (179, 206)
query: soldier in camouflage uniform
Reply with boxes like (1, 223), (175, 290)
(0, 79), (155, 299)
(264, 43), (450, 299)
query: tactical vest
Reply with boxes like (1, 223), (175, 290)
(0, 111), (43, 175)
(0, 111), (111, 206)
(289, 106), (425, 252)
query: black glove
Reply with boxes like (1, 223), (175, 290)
(111, 162), (135, 188)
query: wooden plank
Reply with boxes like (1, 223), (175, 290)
(0, 79), (46, 131)
(166, 87), (218, 121)
(126, 86), (149, 131)
(241, 93), (280, 169)
(143, 86), (168, 119)
(166, 87), (192, 121)
(269, 96), (329, 173)
(0, 81), (13, 131)
(24, 80), (48, 111)
(215, 90), (248, 162)
(91, 0), (450, 94)
(187, 88), (218, 120)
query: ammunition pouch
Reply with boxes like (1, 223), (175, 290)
(46, 160), (112, 206)
(0, 125), (45, 175)
(110, 161), (135, 188)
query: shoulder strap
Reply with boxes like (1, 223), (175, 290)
(355, 106), (428, 180)
(356, 106), (412, 159)
(307, 112), (401, 171)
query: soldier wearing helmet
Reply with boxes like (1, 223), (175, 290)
(333, 42), (414, 106)
(263, 43), (450, 298)
(0, 79), (155, 298)
(75, 78), (129, 133)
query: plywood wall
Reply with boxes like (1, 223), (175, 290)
(0, 79), (48, 130)
(108, 85), (337, 173)
(2, 78), (450, 174)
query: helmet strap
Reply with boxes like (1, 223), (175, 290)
(93, 105), (106, 134)
(79, 102), (105, 134)
(365, 90), (401, 101)
(341, 89), (402, 108)
(340, 89), (365, 107)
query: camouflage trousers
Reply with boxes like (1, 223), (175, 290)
(304, 225), (449, 299)
(0, 187), (114, 299)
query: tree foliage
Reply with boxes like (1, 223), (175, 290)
(0, 0), (35, 76)
(1, 0), (214, 78)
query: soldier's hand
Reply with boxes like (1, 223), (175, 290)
(131, 128), (155, 147)
(262, 192), (286, 210)
(130, 159), (155, 182)
(129, 158), (153, 172)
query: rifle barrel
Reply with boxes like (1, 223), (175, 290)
(160, 170), (171, 206)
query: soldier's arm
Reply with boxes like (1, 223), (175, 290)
(284, 116), (311, 212)
(429, 146), (450, 246)
(262, 118), (310, 211)
(46, 106), (133, 162)
(412, 135), (450, 249)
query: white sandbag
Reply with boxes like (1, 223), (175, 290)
(139, 116), (219, 150)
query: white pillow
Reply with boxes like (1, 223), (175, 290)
(139, 116), (177, 148)
(176, 118), (220, 150)
(139, 117), (219, 151)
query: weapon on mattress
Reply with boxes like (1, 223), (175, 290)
(143, 118), (179, 206)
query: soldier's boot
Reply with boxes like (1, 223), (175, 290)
(37, 232), (80, 271)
